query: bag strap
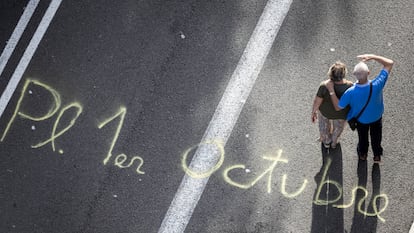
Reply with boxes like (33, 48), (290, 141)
(355, 82), (373, 120)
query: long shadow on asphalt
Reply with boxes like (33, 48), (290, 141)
(310, 143), (382, 233)
(311, 143), (344, 233)
(350, 162), (381, 233)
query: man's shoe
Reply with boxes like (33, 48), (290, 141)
(373, 156), (382, 164)
(359, 154), (367, 161)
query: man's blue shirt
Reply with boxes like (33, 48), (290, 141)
(338, 69), (389, 124)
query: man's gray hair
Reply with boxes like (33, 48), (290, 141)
(353, 62), (369, 80)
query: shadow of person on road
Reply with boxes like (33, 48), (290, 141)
(350, 162), (382, 233)
(350, 160), (368, 233)
(311, 143), (344, 233)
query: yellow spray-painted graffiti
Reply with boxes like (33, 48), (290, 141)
(114, 153), (145, 174)
(97, 107), (145, 174)
(313, 158), (343, 205)
(280, 174), (309, 198)
(181, 140), (225, 179)
(0, 79), (81, 153)
(1, 79), (61, 142)
(0, 79), (144, 174)
(223, 149), (308, 197)
(314, 157), (389, 222)
(223, 150), (288, 192)
(332, 186), (389, 222)
(31, 102), (83, 152)
(181, 146), (308, 198)
(97, 107), (127, 165)
(0, 78), (389, 221)
(181, 144), (387, 221)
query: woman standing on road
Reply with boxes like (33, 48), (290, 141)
(311, 62), (353, 149)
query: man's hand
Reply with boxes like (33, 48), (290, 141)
(357, 54), (394, 73)
(357, 54), (375, 62)
(325, 79), (342, 111)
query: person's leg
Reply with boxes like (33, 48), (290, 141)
(331, 119), (345, 148)
(318, 112), (332, 148)
(370, 118), (383, 162)
(356, 122), (370, 160)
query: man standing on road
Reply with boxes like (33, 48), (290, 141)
(327, 54), (394, 163)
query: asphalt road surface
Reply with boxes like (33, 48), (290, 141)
(1, 0), (414, 233)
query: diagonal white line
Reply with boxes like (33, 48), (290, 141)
(158, 0), (293, 232)
(410, 220), (414, 233)
(0, 0), (40, 77)
(0, 0), (63, 119)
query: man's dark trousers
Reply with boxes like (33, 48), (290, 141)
(356, 118), (383, 158)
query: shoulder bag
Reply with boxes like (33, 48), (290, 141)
(348, 82), (373, 131)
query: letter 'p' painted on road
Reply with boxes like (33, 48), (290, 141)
(1, 79), (61, 142)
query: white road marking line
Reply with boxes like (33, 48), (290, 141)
(0, 0), (63, 119)
(0, 0), (40, 77)
(158, 0), (293, 232)
(410, 221), (414, 233)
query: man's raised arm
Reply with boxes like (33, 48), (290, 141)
(357, 54), (394, 73)
(325, 80), (342, 111)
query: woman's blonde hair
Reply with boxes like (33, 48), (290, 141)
(328, 61), (347, 81)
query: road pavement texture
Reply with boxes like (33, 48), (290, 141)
(1, 0), (414, 233)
